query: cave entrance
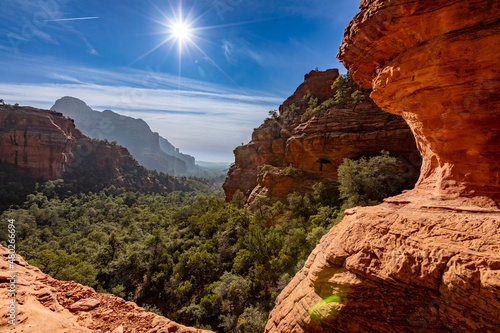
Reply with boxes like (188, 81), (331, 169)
(317, 159), (332, 171)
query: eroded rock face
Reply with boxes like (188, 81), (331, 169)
(266, 197), (500, 333)
(338, 0), (500, 200)
(0, 105), (85, 179)
(0, 105), (160, 192)
(265, 0), (500, 332)
(223, 69), (417, 204)
(0, 245), (212, 333)
(279, 69), (340, 114)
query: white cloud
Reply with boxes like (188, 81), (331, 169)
(81, 36), (99, 56)
(51, 74), (83, 84)
(222, 38), (264, 66)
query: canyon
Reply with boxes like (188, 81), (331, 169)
(0, 104), (142, 186)
(0, 0), (498, 331)
(0, 105), (198, 195)
(265, 0), (500, 332)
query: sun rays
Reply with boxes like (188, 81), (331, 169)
(130, 2), (261, 86)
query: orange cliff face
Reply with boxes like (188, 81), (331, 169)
(0, 245), (213, 333)
(265, 1), (500, 332)
(0, 105), (86, 180)
(338, 0), (500, 201)
(223, 69), (417, 204)
(0, 105), (155, 191)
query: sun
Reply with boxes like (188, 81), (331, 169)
(133, 2), (240, 85)
(170, 20), (192, 42)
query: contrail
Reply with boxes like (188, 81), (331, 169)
(48, 17), (99, 22)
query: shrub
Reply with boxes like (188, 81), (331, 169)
(257, 164), (274, 174)
(236, 306), (267, 333)
(332, 74), (351, 106)
(280, 166), (298, 176)
(231, 190), (246, 209)
(143, 304), (163, 316)
(282, 103), (300, 122)
(338, 151), (418, 208)
(213, 272), (251, 313)
(268, 110), (278, 119)
(312, 182), (341, 207)
(300, 98), (336, 123)
(351, 90), (366, 104)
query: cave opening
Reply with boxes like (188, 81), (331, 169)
(317, 158), (332, 171)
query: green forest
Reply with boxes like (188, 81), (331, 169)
(0, 152), (417, 332)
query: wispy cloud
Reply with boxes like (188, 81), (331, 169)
(47, 17), (99, 22)
(81, 36), (99, 56)
(0, 82), (281, 119)
(222, 39), (264, 65)
(0, 54), (283, 103)
(0, 1), (99, 56)
(51, 74), (83, 84)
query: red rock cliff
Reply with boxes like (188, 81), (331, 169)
(265, 1), (500, 332)
(0, 245), (212, 333)
(223, 69), (417, 204)
(338, 0), (500, 200)
(0, 104), (158, 192)
(0, 105), (85, 179)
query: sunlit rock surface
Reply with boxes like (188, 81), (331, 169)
(0, 105), (85, 179)
(265, 0), (500, 332)
(0, 245), (213, 333)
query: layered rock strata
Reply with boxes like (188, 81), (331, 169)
(0, 105), (85, 179)
(0, 245), (212, 333)
(265, 0), (500, 332)
(338, 0), (500, 200)
(0, 105), (158, 192)
(223, 69), (418, 204)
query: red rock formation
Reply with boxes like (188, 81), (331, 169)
(0, 105), (85, 179)
(0, 104), (158, 191)
(266, 197), (500, 333)
(338, 0), (500, 201)
(223, 70), (417, 204)
(0, 245), (213, 333)
(67, 139), (140, 178)
(279, 69), (340, 114)
(265, 0), (500, 332)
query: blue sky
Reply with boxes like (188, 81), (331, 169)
(0, 0), (359, 162)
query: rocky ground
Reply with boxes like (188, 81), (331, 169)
(0, 246), (213, 333)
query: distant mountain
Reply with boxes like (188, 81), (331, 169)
(51, 96), (199, 176)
